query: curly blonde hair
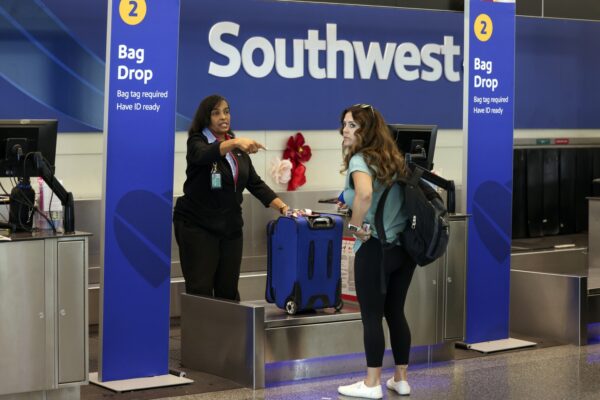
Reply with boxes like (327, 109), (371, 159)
(340, 104), (408, 186)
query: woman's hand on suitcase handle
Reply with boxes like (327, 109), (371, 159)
(270, 198), (290, 216)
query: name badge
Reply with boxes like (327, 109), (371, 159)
(211, 163), (222, 190)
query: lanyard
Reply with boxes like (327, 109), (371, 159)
(225, 133), (239, 190)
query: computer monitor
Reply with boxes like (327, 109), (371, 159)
(387, 124), (438, 171)
(0, 119), (58, 178)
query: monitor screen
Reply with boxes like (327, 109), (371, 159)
(387, 124), (438, 171)
(0, 119), (58, 178)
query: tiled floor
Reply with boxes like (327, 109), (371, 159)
(84, 324), (600, 400)
(156, 340), (600, 400)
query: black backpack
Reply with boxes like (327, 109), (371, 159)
(375, 167), (450, 266)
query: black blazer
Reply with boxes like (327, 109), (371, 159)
(173, 131), (277, 237)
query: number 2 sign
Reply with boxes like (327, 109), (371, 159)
(119, 0), (147, 25)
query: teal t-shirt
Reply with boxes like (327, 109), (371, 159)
(343, 153), (407, 252)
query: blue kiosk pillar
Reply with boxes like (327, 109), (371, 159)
(91, 0), (191, 391)
(462, 0), (530, 350)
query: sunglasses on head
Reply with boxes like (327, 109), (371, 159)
(354, 103), (375, 117)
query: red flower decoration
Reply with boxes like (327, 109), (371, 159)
(282, 132), (311, 191)
(283, 132), (312, 166)
(287, 163), (306, 191)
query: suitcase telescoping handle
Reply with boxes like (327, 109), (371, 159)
(307, 216), (334, 229)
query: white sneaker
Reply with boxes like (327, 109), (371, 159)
(386, 377), (410, 395)
(338, 380), (383, 399)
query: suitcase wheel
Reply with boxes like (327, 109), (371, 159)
(334, 298), (344, 312)
(285, 299), (297, 315)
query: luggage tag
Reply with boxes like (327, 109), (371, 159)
(210, 162), (222, 190)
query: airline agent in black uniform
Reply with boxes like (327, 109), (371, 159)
(173, 94), (289, 300)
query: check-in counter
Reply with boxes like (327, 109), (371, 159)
(509, 141), (600, 345)
(0, 231), (90, 400)
(587, 197), (600, 326)
(180, 214), (468, 389)
(509, 197), (600, 345)
(37, 192), (466, 388)
(77, 191), (466, 326)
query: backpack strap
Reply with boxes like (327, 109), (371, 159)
(373, 169), (422, 294)
(374, 184), (392, 245)
(374, 181), (401, 295)
(374, 185), (391, 295)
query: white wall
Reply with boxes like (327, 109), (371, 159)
(2, 128), (599, 200)
(173, 129), (349, 197)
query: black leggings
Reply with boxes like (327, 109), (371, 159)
(354, 237), (417, 367)
(173, 219), (243, 300)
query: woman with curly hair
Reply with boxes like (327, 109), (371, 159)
(337, 104), (416, 399)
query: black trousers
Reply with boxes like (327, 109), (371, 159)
(354, 237), (417, 367)
(173, 219), (243, 300)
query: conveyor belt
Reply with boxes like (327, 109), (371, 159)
(511, 233), (587, 253)
(244, 300), (361, 328)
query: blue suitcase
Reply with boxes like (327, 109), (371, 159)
(266, 214), (344, 315)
